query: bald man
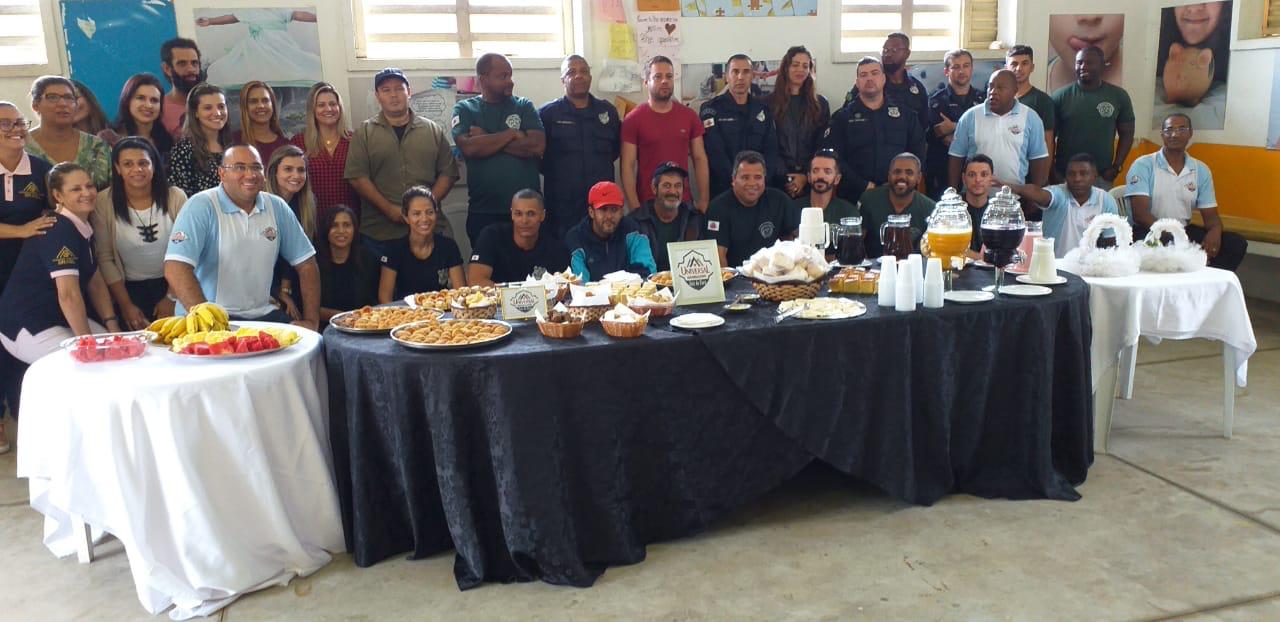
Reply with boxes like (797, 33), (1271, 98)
(1051, 45), (1134, 187)
(947, 69), (1049, 191)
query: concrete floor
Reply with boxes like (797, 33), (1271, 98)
(2, 299), (1278, 621)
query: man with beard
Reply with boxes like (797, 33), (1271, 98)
(704, 151), (801, 267)
(565, 181), (655, 282)
(947, 70), (1049, 191)
(346, 67), (459, 258)
(539, 55), (620, 237)
(792, 149), (857, 224)
(700, 54), (785, 199)
(858, 153), (936, 258)
(1051, 46), (1134, 187)
(631, 162), (703, 271)
(621, 55), (711, 213)
(926, 49), (985, 198)
(159, 38), (203, 137)
(1006, 45), (1056, 165)
(468, 189), (570, 285)
(843, 33), (930, 133)
(821, 57), (926, 205)
(1003, 152), (1119, 257)
(453, 53), (545, 243)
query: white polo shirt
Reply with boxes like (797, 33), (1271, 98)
(948, 101), (1048, 184)
(1124, 149), (1217, 223)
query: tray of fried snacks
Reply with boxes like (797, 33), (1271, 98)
(648, 268), (736, 288)
(405, 286), (498, 312)
(390, 319), (513, 350)
(330, 306), (445, 334)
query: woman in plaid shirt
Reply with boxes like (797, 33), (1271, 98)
(290, 82), (358, 224)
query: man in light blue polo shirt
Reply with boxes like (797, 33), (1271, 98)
(947, 70), (1049, 193)
(164, 145), (320, 329)
(1124, 113), (1246, 271)
(1004, 153), (1118, 257)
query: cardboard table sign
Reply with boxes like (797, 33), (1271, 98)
(666, 240), (725, 305)
(499, 285), (547, 320)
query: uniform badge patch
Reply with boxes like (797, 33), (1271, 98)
(471, 254), (480, 261)
(20, 182), (41, 199)
(756, 110), (765, 122)
(53, 246), (77, 266)
(758, 221), (775, 238)
(170, 231), (187, 244)
(703, 117), (715, 128)
(1186, 182), (1197, 192)
(262, 226), (278, 242)
(1129, 175), (1140, 185)
(598, 112), (609, 125)
(505, 114), (522, 129)
(1010, 125), (1022, 135)
(707, 220), (720, 232)
(451, 115), (460, 128)
(823, 128), (831, 138)
(1096, 102), (1115, 118)
(887, 106), (901, 118)
(909, 85), (919, 95)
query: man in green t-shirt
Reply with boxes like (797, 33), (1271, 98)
(859, 153), (936, 258)
(703, 151), (802, 267)
(791, 149), (858, 224)
(1006, 44), (1055, 167)
(1051, 46), (1135, 188)
(452, 53), (546, 244)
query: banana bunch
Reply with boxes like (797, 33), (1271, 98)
(147, 302), (230, 345)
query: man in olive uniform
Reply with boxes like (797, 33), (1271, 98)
(700, 53), (785, 199)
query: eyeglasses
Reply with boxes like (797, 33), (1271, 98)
(0, 119), (30, 132)
(41, 93), (77, 104)
(222, 163), (265, 174)
(1161, 127), (1191, 136)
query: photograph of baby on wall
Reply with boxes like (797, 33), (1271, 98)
(1152, 1), (1232, 130)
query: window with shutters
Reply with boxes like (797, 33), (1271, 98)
(835, 0), (1000, 60)
(1266, 0), (1280, 36)
(352, 0), (574, 61)
(0, 0), (50, 69)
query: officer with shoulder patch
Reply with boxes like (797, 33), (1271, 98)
(539, 55), (621, 237)
(700, 53), (785, 200)
(843, 33), (930, 134)
(821, 56), (927, 205)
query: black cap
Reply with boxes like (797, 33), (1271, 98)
(651, 161), (689, 185)
(374, 67), (409, 89)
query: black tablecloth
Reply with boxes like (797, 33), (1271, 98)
(324, 269), (1094, 589)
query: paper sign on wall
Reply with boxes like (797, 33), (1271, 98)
(500, 285), (548, 320)
(666, 240), (725, 305)
(638, 0), (679, 10)
(607, 23), (636, 60)
(636, 13), (681, 86)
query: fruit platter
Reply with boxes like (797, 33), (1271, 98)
(171, 326), (302, 358)
(60, 331), (155, 363)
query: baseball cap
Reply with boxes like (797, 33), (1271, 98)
(374, 68), (409, 89)
(588, 181), (624, 210)
(651, 161), (688, 185)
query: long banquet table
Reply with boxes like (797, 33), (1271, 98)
(323, 269), (1094, 589)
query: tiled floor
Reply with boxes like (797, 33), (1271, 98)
(3, 299), (1277, 621)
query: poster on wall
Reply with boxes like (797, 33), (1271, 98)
(682, 0), (815, 17)
(1152, 1), (1232, 131)
(193, 7), (323, 136)
(636, 13), (682, 85)
(61, 0), (178, 125)
(681, 60), (776, 111)
(1268, 51), (1280, 150)
(1047, 14), (1124, 93)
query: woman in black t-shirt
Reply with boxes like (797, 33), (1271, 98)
(317, 205), (378, 323)
(377, 186), (464, 302)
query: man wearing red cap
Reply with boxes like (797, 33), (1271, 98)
(565, 181), (657, 282)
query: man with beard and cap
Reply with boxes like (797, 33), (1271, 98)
(565, 181), (655, 282)
(1051, 45), (1134, 187)
(700, 53), (785, 199)
(159, 38), (203, 137)
(621, 55), (711, 213)
(453, 53), (545, 243)
(1005, 45), (1056, 164)
(844, 33), (930, 133)
(630, 162), (704, 271)
(539, 55), (621, 237)
(792, 149), (857, 224)
(821, 56), (926, 205)
(703, 150), (801, 267)
(1002, 152), (1119, 257)
(858, 153), (936, 258)
(926, 48), (985, 198)
(947, 69), (1049, 191)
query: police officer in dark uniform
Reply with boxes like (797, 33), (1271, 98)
(843, 33), (930, 134)
(822, 56), (927, 205)
(926, 48), (984, 198)
(699, 53), (785, 200)
(539, 55), (621, 237)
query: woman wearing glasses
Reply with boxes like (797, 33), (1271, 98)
(168, 83), (231, 197)
(23, 76), (111, 189)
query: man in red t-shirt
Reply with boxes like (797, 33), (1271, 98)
(620, 55), (711, 213)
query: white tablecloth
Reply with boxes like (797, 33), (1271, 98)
(1077, 267), (1257, 389)
(16, 322), (345, 620)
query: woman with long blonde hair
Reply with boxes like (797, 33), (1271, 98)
(289, 82), (356, 221)
(235, 80), (289, 164)
(265, 144), (317, 320)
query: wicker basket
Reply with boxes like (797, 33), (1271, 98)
(600, 316), (648, 339)
(537, 318), (584, 339)
(749, 278), (823, 302)
(626, 298), (675, 317)
(567, 304), (610, 323)
(450, 301), (498, 320)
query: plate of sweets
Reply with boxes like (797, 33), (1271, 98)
(330, 305), (444, 334)
(391, 318), (513, 350)
(407, 286), (498, 312)
(648, 268), (736, 288)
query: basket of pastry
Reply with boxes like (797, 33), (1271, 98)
(520, 267), (580, 302)
(409, 285), (498, 312)
(567, 282), (612, 323)
(827, 267), (880, 295)
(450, 290), (498, 319)
(390, 318), (513, 350)
(330, 305), (444, 333)
(737, 240), (831, 302)
(648, 268), (736, 288)
(599, 303), (650, 339)
(535, 302), (585, 339)
(623, 286), (676, 317)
